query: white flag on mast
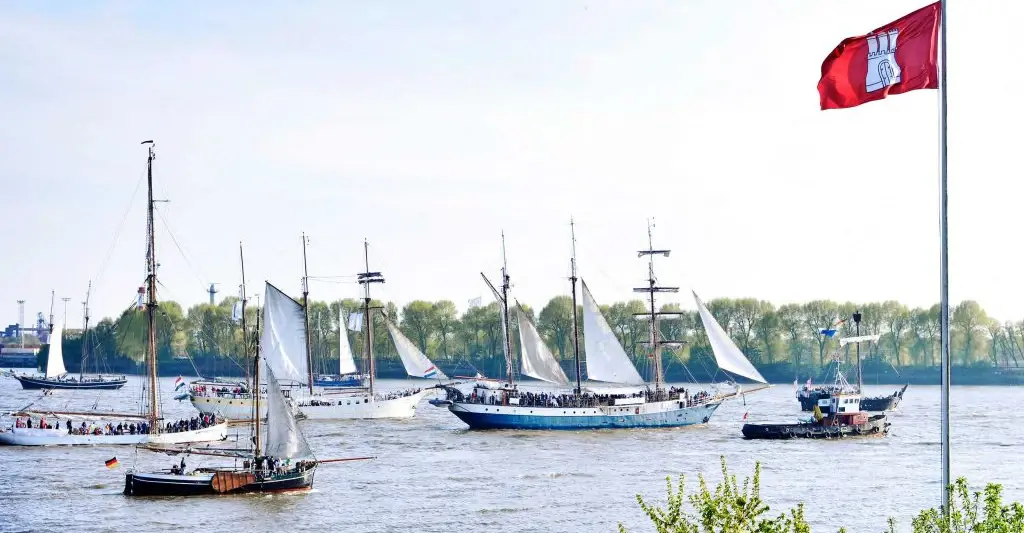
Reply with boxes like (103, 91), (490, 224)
(347, 312), (364, 332)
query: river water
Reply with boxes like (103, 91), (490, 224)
(0, 376), (1019, 533)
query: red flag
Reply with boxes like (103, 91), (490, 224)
(742, 412), (749, 420)
(818, 2), (941, 110)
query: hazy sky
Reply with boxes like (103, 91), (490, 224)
(2, 1), (1021, 327)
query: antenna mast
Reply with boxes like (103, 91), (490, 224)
(569, 219), (583, 395)
(357, 239), (385, 396)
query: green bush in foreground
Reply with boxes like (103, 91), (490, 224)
(623, 457), (1024, 533)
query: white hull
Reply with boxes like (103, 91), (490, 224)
(0, 422), (228, 446)
(190, 394), (264, 420)
(299, 390), (430, 420)
(190, 390), (432, 420)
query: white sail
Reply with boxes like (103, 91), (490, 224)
(44, 320), (66, 378)
(385, 318), (447, 379)
(262, 360), (313, 460)
(260, 283), (309, 385)
(580, 281), (644, 385)
(693, 291), (767, 384)
(338, 309), (358, 375)
(515, 305), (569, 386)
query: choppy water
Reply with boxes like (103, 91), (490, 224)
(0, 375), (1019, 533)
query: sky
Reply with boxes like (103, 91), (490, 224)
(1, 0), (1021, 328)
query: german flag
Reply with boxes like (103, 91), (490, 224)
(105, 457), (119, 469)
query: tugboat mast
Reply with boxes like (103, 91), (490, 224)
(633, 220), (680, 391)
(357, 239), (385, 396)
(569, 219), (583, 396)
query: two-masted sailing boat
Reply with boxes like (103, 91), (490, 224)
(441, 222), (768, 430)
(125, 282), (321, 496)
(11, 288), (127, 390)
(190, 240), (445, 420)
(0, 141), (227, 446)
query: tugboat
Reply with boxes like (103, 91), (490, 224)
(795, 310), (907, 412)
(742, 390), (890, 439)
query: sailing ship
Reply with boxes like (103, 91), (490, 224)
(190, 240), (445, 420)
(795, 311), (908, 412)
(313, 309), (370, 388)
(11, 288), (127, 390)
(440, 222), (768, 430)
(125, 281), (322, 496)
(0, 141), (227, 446)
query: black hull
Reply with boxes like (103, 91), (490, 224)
(124, 468), (315, 496)
(797, 385), (907, 412)
(15, 375), (127, 390)
(742, 414), (890, 440)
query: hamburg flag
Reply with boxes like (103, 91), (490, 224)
(105, 457), (120, 469)
(818, 2), (941, 110)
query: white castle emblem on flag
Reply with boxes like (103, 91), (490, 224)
(866, 29), (901, 92)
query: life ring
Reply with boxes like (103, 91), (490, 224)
(634, 407), (640, 415)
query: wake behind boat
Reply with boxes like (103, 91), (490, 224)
(441, 222), (768, 431)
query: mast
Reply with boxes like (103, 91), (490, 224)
(80, 282), (91, 381)
(632, 220), (680, 391)
(500, 232), (514, 386)
(48, 290), (55, 334)
(142, 140), (159, 430)
(853, 309), (863, 393)
(241, 242), (258, 456)
(569, 219), (582, 395)
(357, 239), (385, 396)
(301, 233), (314, 395)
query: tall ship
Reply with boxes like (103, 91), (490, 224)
(124, 281), (349, 496)
(439, 222), (768, 430)
(10, 287), (127, 391)
(313, 309), (370, 388)
(795, 310), (908, 412)
(190, 240), (445, 420)
(0, 141), (227, 446)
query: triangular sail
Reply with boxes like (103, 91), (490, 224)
(260, 283), (309, 385)
(261, 360), (313, 460)
(338, 309), (358, 375)
(45, 320), (66, 377)
(693, 291), (767, 384)
(515, 305), (569, 386)
(385, 318), (447, 379)
(580, 281), (644, 385)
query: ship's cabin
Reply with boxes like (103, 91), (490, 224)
(817, 393), (861, 416)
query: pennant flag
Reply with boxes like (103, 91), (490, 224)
(174, 376), (185, 391)
(105, 457), (120, 469)
(820, 328), (838, 338)
(818, 2), (941, 110)
(347, 312), (364, 332)
(742, 412), (749, 420)
(468, 297), (483, 309)
(231, 301), (243, 323)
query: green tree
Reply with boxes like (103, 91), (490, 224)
(755, 310), (781, 364)
(620, 457), (814, 533)
(881, 301), (910, 367)
(803, 300), (841, 367)
(400, 300), (436, 353)
(952, 300), (988, 366)
(538, 296), (575, 360)
(432, 300), (459, 360)
(889, 478), (1024, 533)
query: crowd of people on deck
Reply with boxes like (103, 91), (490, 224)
(190, 384), (253, 399)
(443, 385), (715, 409)
(298, 388), (422, 408)
(10, 414), (218, 436)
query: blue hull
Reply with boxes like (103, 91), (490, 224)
(448, 402), (721, 430)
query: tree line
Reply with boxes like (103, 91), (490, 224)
(13, 293), (1024, 379)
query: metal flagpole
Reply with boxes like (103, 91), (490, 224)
(938, 0), (951, 515)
